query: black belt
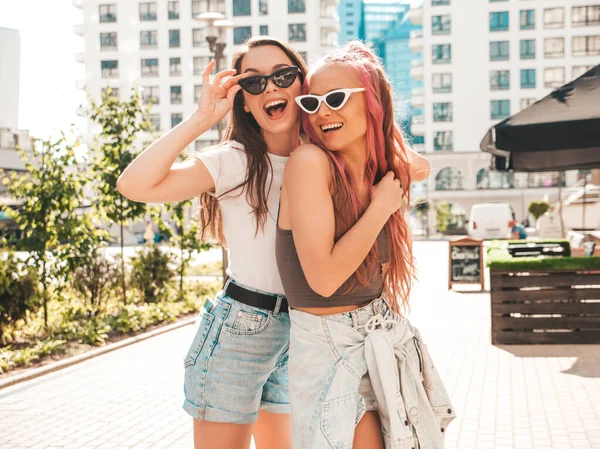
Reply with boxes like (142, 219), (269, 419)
(224, 281), (289, 314)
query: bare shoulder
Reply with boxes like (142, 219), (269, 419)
(287, 144), (330, 173)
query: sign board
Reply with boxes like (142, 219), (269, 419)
(448, 237), (484, 290)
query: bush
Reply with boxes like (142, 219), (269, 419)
(528, 200), (551, 220)
(130, 246), (175, 303)
(70, 251), (120, 317)
(0, 252), (39, 343)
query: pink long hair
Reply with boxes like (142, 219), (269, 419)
(302, 41), (416, 312)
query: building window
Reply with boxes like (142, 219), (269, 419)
(259, 25), (269, 35)
(100, 32), (117, 51)
(520, 98), (536, 110)
(573, 65), (594, 79)
(490, 41), (509, 60)
(99, 4), (116, 23)
(520, 39), (535, 59)
(194, 85), (202, 103)
(435, 167), (463, 191)
(171, 113), (183, 128)
(234, 26), (252, 45)
(140, 31), (158, 49)
(433, 102), (452, 122)
(171, 86), (182, 104)
(432, 15), (451, 34)
(139, 2), (157, 21)
(142, 86), (160, 105)
(544, 67), (564, 88)
(544, 37), (564, 58)
(101, 60), (118, 78)
(192, 28), (208, 47)
(259, 0), (268, 15)
(141, 58), (159, 77)
(432, 0), (450, 5)
(289, 24), (306, 42)
(434, 131), (453, 151)
(298, 51), (308, 63)
(572, 36), (600, 57)
(432, 44), (451, 64)
(170, 57), (181, 76)
(572, 6), (600, 27)
(544, 8), (564, 28)
(520, 10), (535, 30)
(288, 0), (305, 14)
(490, 100), (510, 120)
(149, 114), (160, 131)
(168, 1), (179, 20)
(233, 0), (251, 16)
(520, 69), (536, 89)
(194, 56), (213, 75)
(432, 73), (452, 93)
(490, 70), (510, 90)
(191, 0), (225, 17)
(169, 29), (180, 48)
(490, 12), (509, 32)
(527, 172), (565, 188)
(477, 168), (514, 190)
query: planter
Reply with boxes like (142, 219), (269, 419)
(490, 267), (600, 344)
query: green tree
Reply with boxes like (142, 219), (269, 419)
(88, 88), (152, 304)
(435, 202), (452, 234)
(0, 133), (90, 327)
(413, 199), (430, 238)
(165, 200), (212, 297)
(528, 200), (551, 220)
(0, 251), (38, 343)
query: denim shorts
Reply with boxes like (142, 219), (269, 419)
(183, 280), (290, 424)
(289, 298), (423, 449)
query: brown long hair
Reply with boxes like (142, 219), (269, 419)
(199, 36), (308, 243)
(301, 42), (416, 313)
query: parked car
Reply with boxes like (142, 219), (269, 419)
(468, 202), (514, 240)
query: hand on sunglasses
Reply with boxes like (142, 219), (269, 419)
(195, 60), (252, 124)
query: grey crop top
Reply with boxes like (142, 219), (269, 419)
(275, 223), (389, 308)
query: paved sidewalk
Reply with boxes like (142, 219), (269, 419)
(0, 242), (599, 448)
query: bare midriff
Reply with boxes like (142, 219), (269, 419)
(294, 303), (371, 316)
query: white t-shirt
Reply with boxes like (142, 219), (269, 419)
(194, 141), (288, 295)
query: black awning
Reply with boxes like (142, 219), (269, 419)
(481, 65), (600, 172)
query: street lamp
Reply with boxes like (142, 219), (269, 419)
(193, 11), (234, 282)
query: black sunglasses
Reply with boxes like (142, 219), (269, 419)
(238, 66), (301, 95)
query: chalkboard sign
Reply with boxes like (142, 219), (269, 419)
(448, 238), (484, 290)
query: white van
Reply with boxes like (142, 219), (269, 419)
(468, 203), (514, 240)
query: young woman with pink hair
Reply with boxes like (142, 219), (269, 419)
(276, 42), (456, 448)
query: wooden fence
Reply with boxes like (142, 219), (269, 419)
(490, 269), (600, 344)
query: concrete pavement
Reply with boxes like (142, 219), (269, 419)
(0, 241), (599, 448)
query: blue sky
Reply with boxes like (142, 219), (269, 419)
(0, 0), (85, 139)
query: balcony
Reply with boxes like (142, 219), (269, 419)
(74, 52), (85, 64)
(409, 29), (423, 52)
(411, 87), (424, 108)
(411, 115), (425, 135)
(321, 29), (338, 49)
(320, 8), (340, 32)
(73, 24), (83, 36)
(410, 5), (423, 25)
(410, 60), (424, 79)
(72, 0), (82, 9)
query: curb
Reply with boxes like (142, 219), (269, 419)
(0, 316), (197, 391)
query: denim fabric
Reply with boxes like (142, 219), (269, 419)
(183, 280), (290, 424)
(289, 298), (455, 449)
